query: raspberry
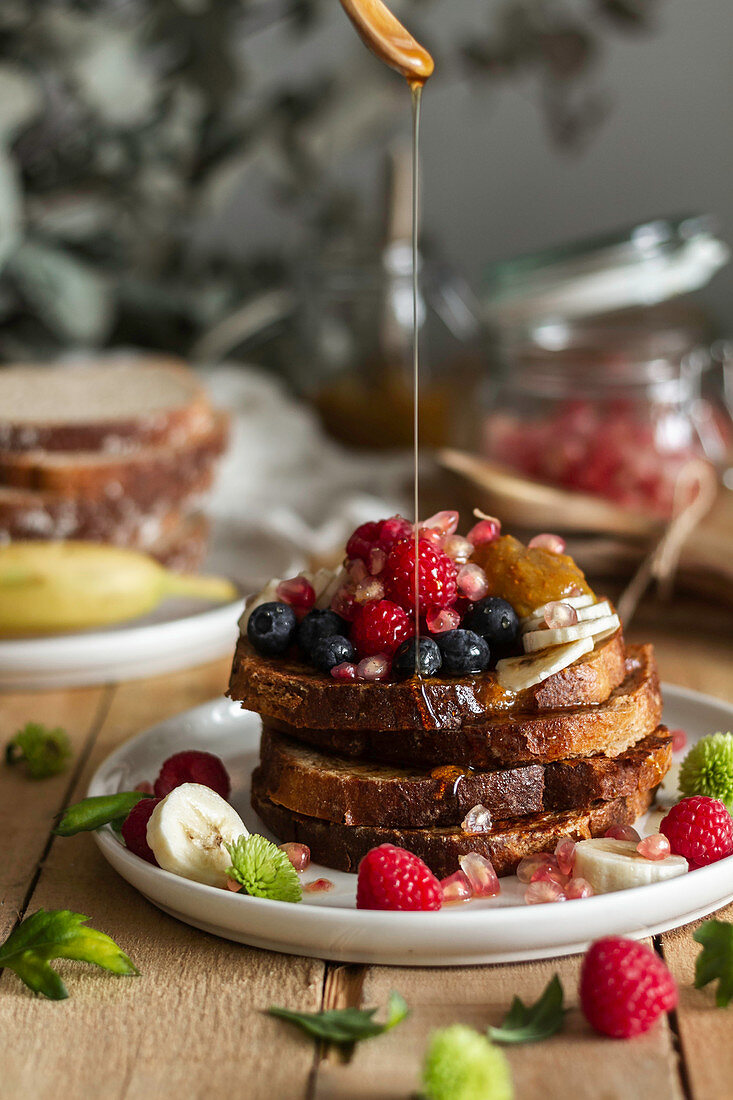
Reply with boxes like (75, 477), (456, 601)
(579, 937), (677, 1038)
(659, 795), (733, 867)
(350, 599), (414, 657)
(345, 516), (413, 563)
(153, 750), (231, 800)
(385, 538), (457, 612)
(121, 797), (161, 864)
(356, 844), (442, 911)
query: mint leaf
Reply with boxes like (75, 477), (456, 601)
(488, 975), (565, 1043)
(269, 991), (408, 1043)
(6, 722), (71, 779)
(55, 792), (149, 836)
(0, 909), (138, 1000)
(226, 834), (302, 903)
(694, 920), (733, 1007)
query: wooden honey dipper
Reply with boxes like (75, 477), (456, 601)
(339, 0), (434, 85)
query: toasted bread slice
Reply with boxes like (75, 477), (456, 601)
(256, 726), (671, 828)
(228, 629), (627, 731)
(0, 357), (212, 453)
(251, 779), (654, 877)
(261, 646), (661, 768)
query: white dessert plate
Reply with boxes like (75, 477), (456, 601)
(90, 683), (733, 966)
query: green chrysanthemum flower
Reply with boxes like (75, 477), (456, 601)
(5, 722), (71, 779)
(422, 1025), (514, 1100)
(679, 732), (733, 810)
(225, 834), (302, 903)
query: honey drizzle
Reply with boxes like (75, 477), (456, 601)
(411, 81), (422, 679)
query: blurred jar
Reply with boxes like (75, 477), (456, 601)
(482, 303), (731, 518)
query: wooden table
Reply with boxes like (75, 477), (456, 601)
(1, 608), (732, 1100)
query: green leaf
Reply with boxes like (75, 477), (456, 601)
(269, 991), (408, 1044)
(54, 792), (149, 836)
(226, 834), (302, 903)
(0, 909), (139, 1000)
(5, 722), (72, 779)
(694, 920), (733, 1008)
(488, 975), (566, 1044)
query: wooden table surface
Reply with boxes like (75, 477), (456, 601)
(1, 606), (732, 1100)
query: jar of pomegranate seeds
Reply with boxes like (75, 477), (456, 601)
(482, 302), (731, 518)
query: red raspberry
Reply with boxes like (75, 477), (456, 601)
(350, 599), (414, 658)
(153, 750), (231, 800)
(384, 538), (457, 612)
(345, 516), (414, 563)
(356, 844), (443, 911)
(121, 797), (161, 864)
(660, 796), (733, 867)
(580, 937), (677, 1038)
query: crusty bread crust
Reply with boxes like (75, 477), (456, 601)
(260, 646), (661, 767)
(251, 781), (654, 877)
(256, 726), (671, 828)
(228, 630), (627, 731)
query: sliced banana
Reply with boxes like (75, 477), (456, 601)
(146, 783), (248, 888)
(528, 594), (595, 618)
(522, 599), (613, 634)
(313, 566), (348, 610)
(239, 578), (282, 633)
(523, 613), (620, 653)
(573, 838), (688, 894)
(496, 635), (594, 692)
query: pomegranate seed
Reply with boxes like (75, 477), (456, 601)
(554, 838), (576, 876)
(368, 547), (387, 575)
(420, 527), (445, 549)
(671, 728), (688, 753)
(440, 870), (473, 904)
(442, 535), (474, 563)
(466, 518), (501, 546)
(380, 516), (414, 544)
(277, 576), (316, 611)
(347, 559), (369, 584)
(459, 852), (500, 897)
(605, 825), (641, 843)
(637, 834), (671, 861)
(565, 876), (594, 899)
(134, 780), (154, 795)
(525, 880), (566, 904)
(461, 804), (493, 834)
(279, 842), (311, 872)
(544, 601), (578, 629)
(354, 577), (385, 604)
(421, 511), (460, 537)
(331, 586), (358, 621)
(568, 584), (583, 597)
(456, 563), (489, 601)
(426, 606), (461, 634)
(356, 654), (391, 681)
(528, 533), (566, 554)
(303, 878), (334, 893)
(225, 878), (242, 892)
(331, 661), (357, 681)
(516, 853), (556, 884)
(531, 866), (568, 887)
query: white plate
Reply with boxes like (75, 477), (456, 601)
(89, 684), (733, 966)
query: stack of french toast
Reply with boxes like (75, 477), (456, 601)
(228, 518), (670, 878)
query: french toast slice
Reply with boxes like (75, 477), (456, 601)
(256, 726), (672, 828)
(228, 629), (627, 731)
(251, 779), (654, 878)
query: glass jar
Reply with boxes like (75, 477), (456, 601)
(481, 303), (731, 518)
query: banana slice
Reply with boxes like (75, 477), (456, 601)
(521, 599), (613, 634)
(146, 783), (248, 888)
(523, 613), (620, 653)
(527, 594), (595, 618)
(496, 635), (594, 692)
(239, 578), (282, 632)
(573, 838), (688, 894)
(313, 566), (348, 610)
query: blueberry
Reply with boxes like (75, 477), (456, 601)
(436, 629), (491, 676)
(462, 597), (519, 653)
(297, 609), (349, 657)
(393, 636), (443, 679)
(247, 601), (297, 656)
(311, 635), (356, 673)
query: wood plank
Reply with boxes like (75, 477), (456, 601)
(0, 659), (324, 1100)
(314, 955), (684, 1100)
(0, 684), (109, 938)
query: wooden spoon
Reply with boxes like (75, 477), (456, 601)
(339, 0), (434, 84)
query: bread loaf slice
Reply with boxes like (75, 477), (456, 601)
(228, 629), (627, 731)
(256, 726), (671, 828)
(0, 357), (211, 453)
(251, 778), (654, 877)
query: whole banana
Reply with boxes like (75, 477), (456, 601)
(0, 541), (237, 635)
